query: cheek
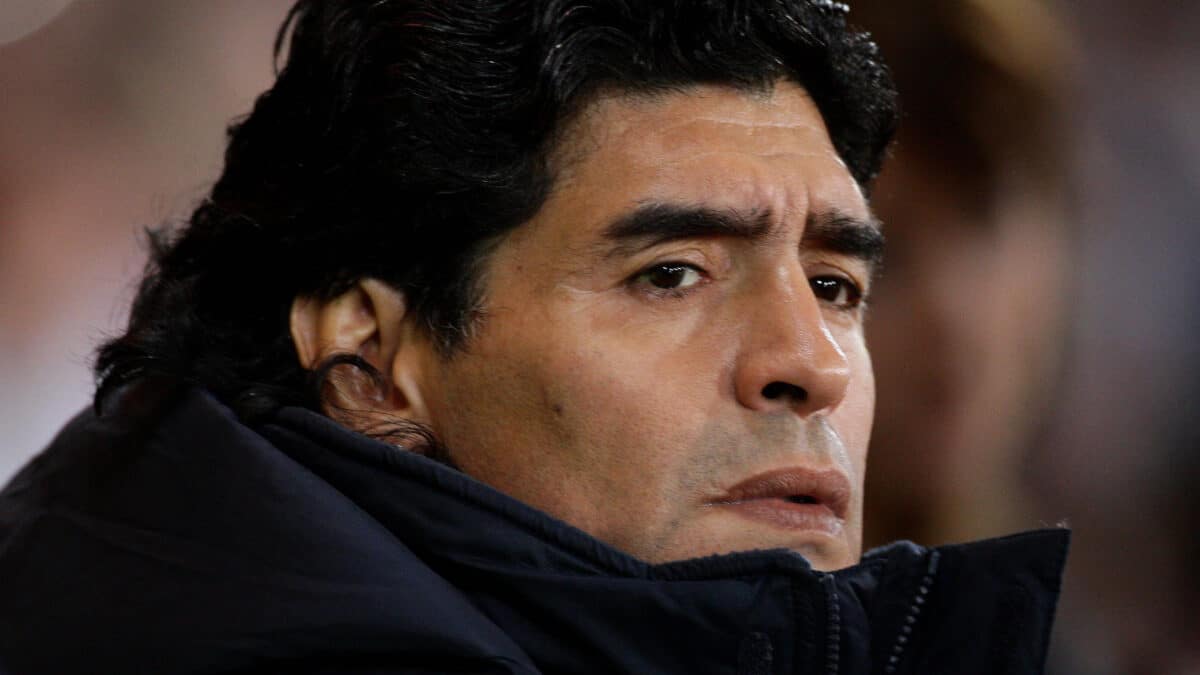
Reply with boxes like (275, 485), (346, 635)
(542, 337), (715, 467)
(835, 335), (875, 476)
(432, 311), (711, 496)
(544, 294), (729, 433)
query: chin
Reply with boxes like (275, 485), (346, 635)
(653, 527), (857, 570)
(794, 546), (856, 572)
(710, 511), (860, 570)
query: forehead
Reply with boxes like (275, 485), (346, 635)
(546, 81), (868, 226)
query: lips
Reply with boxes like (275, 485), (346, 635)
(710, 467), (851, 535)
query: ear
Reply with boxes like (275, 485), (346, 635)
(289, 279), (432, 428)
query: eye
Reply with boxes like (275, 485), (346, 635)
(634, 263), (705, 292)
(810, 275), (864, 309)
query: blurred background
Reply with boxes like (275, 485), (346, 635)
(1, 1), (1196, 672)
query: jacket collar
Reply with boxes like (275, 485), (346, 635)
(4, 382), (1067, 674)
(261, 393), (1070, 674)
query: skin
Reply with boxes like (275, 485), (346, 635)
(293, 81), (878, 570)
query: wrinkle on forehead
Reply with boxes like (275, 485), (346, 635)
(570, 87), (851, 197)
(519, 79), (870, 270)
(649, 115), (836, 158)
(552, 80), (836, 179)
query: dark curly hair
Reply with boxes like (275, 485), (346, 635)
(94, 0), (898, 433)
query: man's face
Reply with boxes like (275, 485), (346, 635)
(414, 82), (878, 570)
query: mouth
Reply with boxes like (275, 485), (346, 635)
(709, 467), (851, 536)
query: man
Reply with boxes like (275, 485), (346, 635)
(0, 1), (1068, 673)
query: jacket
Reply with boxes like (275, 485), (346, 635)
(0, 379), (1069, 674)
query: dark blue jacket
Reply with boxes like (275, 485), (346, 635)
(0, 381), (1068, 674)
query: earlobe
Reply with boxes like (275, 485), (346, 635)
(288, 279), (433, 427)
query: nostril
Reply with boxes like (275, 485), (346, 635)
(761, 381), (807, 403)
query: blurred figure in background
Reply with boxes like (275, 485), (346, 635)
(1031, 1), (1200, 672)
(0, 0), (293, 479)
(854, 0), (1075, 549)
(857, 1), (1200, 672)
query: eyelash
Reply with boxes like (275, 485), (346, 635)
(629, 262), (708, 298)
(629, 261), (866, 310)
(809, 275), (866, 311)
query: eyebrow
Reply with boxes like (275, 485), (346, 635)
(803, 210), (886, 274)
(600, 202), (885, 276)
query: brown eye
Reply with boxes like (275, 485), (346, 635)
(638, 264), (703, 290)
(810, 276), (863, 309)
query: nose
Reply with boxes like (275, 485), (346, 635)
(734, 268), (852, 417)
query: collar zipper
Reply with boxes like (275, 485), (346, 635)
(883, 550), (941, 674)
(821, 574), (842, 675)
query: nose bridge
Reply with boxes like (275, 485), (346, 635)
(737, 264), (852, 415)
